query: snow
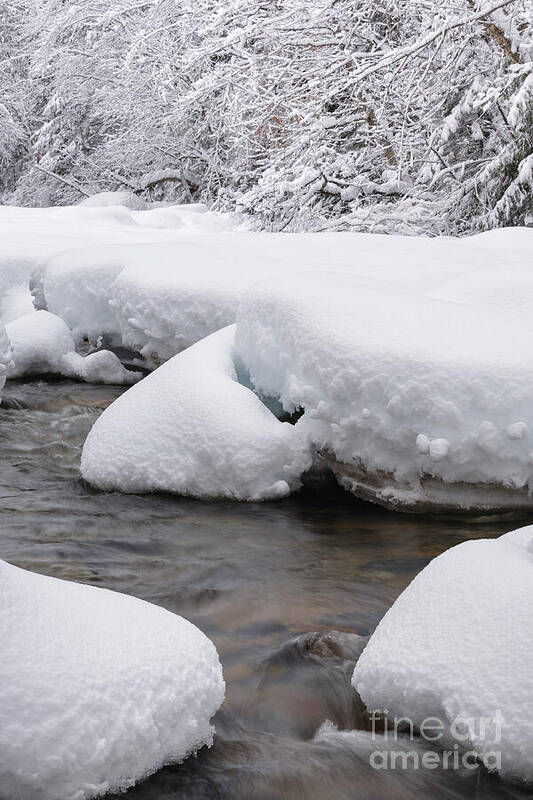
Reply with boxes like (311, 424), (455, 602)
(0, 557), (224, 800)
(81, 325), (311, 500)
(36, 229), (491, 363)
(0, 202), (232, 303)
(2, 202), (533, 509)
(352, 525), (533, 783)
(6, 310), (141, 384)
(0, 325), (13, 398)
(0, 284), (35, 324)
(235, 266), (533, 511)
(77, 191), (149, 209)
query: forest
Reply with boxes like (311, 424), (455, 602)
(1, 0), (532, 233)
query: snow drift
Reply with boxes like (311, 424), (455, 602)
(352, 525), (533, 783)
(35, 228), (494, 363)
(0, 558), (224, 800)
(0, 202), (231, 305)
(236, 270), (533, 511)
(81, 325), (311, 499)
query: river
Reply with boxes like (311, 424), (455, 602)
(1, 378), (532, 800)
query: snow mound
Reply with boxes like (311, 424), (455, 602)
(235, 271), (533, 511)
(34, 246), (129, 343)
(0, 558), (224, 800)
(352, 525), (533, 783)
(6, 310), (140, 384)
(81, 325), (311, 499)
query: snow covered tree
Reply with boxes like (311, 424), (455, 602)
(1, 0), (531, 233)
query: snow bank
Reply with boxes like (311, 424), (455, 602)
(6, 310), (140, 384)
(36, 227), (533, 366)
(81, 325), (311, 499)
(0, 202), (232, 302)
(352, 525), (533, 783)
(0, 558), (224, 800)
(35, 230), (462, 362)
(236, 270), (533, 511)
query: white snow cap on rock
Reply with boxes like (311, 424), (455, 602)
(352, 525), (533, 783)
(0, 558), (225, 800)
(6, 310), (140, 384)
(81, 325), (311, 499)
(235, 270), (533, 511)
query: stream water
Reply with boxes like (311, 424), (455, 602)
(2, 378), (533, 800)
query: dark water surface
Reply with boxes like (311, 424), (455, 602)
(2, 379), (533, 800)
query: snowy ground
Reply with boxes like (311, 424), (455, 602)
(1, 199), (533, 510)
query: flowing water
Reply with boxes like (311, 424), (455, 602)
(2, 378), (533, 800)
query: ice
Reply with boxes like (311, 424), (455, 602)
(6, 310), (140, 384)
(81, 325), (311, 499)
(0, 558), (225, 800)
(235, 268), (533, 511)
(352, 525), (533, 783)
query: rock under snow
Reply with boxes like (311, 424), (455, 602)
(6, 310), (140, 384)
(81, 325), (311, 499)
(235, 270), (533, 512)
(352, 525), (533, 783)
(0, 558), (224, 800)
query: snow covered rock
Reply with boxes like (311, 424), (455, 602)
(33, 246), (130, 343)
(0, 558), (224, 800)
(352, 525), (533, 783)
(235, 271), (533, 512)
(81, 325), (311, 499)
(35, 226), (533, 367)
(6, 310), (140, 384)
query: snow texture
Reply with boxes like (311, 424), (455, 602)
(0, 202), (231, 306)
(352, 525), (533, 783)
(0, 558), (225, 800)
(235, 263), (533, 512)
(6, 310), (140, 384)
(81, 325), (311, 500)
(36, 228), (492, 363)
